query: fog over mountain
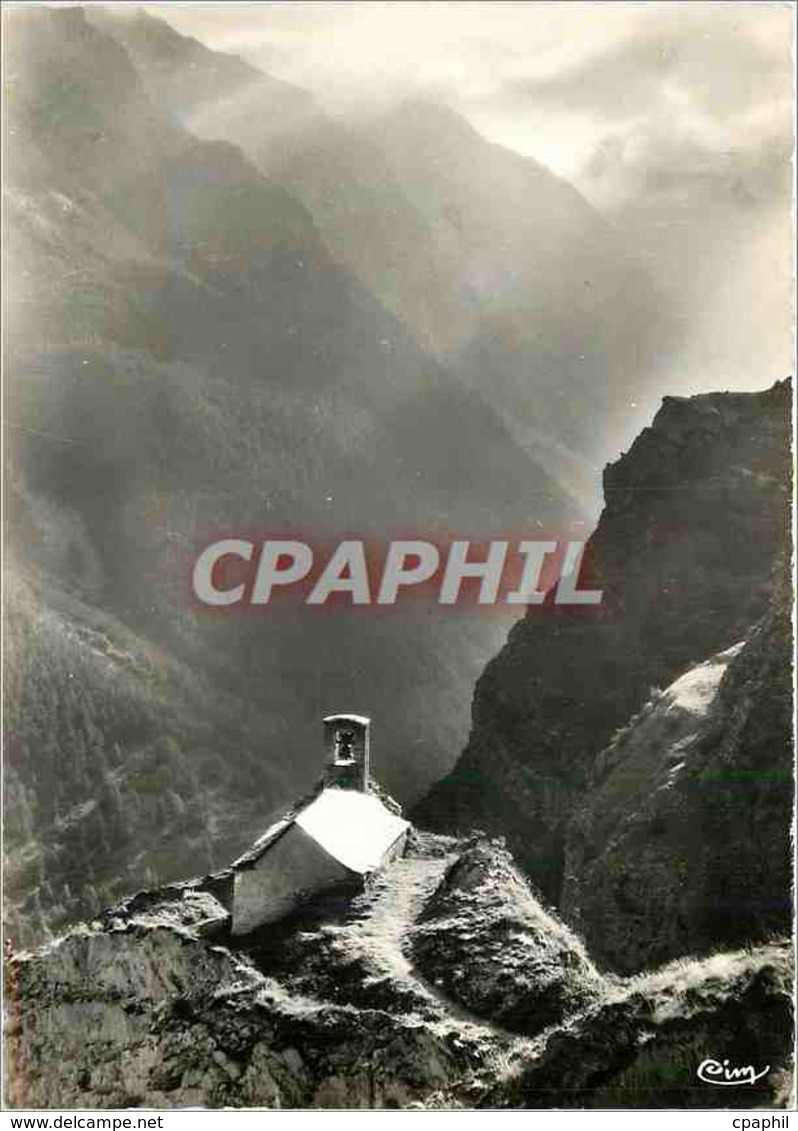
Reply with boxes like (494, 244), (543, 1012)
(148, 1), (794, 445)
(90, 5), (674, 512)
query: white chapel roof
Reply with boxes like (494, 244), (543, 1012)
(232, 786), (408, 874)
(295, 788), (408, 874)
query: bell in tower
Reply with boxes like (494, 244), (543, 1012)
(323, 714), (370, 791)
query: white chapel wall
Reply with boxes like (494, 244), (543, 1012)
(232, 825), (354, 936)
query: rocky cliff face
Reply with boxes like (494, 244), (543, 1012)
(415, 382), (791, 925)
(561, 558), (793, 974)
(6, 836), (792, 1109)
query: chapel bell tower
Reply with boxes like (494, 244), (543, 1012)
(323, 714), (370, 792)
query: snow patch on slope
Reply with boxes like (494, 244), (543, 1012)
(664, 642), (744, 717)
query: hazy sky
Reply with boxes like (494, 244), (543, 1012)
(139, 3), (793, 186)
(131, 1), (793, 405)
(22, 0), (791, 408)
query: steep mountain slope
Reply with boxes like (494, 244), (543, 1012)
(561, 560), (793, 974)
(7, 836), (792, 1109)
(85, 9), (481, 363)
(3, 564), (300, 947)
(4, 7), (583, 940)
(91, 7), (672, 509)
(415, 382), (791, 907)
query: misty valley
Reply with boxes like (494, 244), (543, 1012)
(2, 4), (793, 1112)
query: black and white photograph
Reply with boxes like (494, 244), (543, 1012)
(2, 0), (795, 1112)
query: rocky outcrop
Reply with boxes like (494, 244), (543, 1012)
(411, 840), (603, 1034)
(415, 382), (791, 913)
(6, 926), (480, 1110)
(6, 836), (792, 1109)
(561, 561), (793, 974)
(5, 872), (491, 1109)
(490, 943), (794, 1109)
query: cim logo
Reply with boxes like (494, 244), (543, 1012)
(697, 1058), (771, 1087)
